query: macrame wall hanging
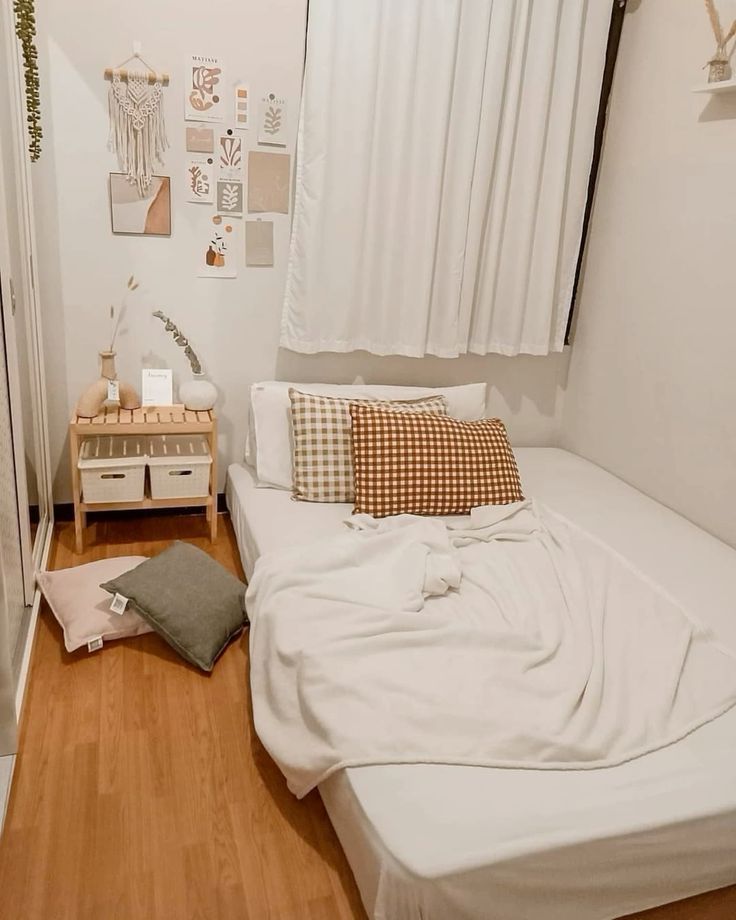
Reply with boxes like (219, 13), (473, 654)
(104, 50), (169, 196)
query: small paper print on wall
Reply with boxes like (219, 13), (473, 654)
(234, 84), (249, 130)
(218, 133), (243, 179)
(246, 220), (274, 266)
(217, 180), (243, 216)
(185, 54), (225, 123)
(247, 151), (290, 214)
(186, 156), (215, 203)
(198, 214), (239, 278)
(257, 93), (287, 146)
(110, 174), (171, 235)
(186, 126), (214, 153)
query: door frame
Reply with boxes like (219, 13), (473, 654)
(0, 0), (54, 603)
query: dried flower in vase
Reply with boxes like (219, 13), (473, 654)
(108, 274), (139, 351)
(151, 310), (203, 374)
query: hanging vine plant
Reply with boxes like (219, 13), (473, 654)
(13, 0), (42, 161)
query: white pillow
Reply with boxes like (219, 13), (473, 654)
(247, 380), (487, 490)
(39, 556), (153, 652)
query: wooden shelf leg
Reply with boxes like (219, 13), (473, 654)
(69, 427), (85, 553)
(209, 420), (218, 542)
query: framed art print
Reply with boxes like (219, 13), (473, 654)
(110, 174), (171, 236)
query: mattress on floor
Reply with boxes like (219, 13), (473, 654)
(226, 448), (736, 920)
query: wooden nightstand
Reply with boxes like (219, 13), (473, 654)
(69, 406), (218, 553)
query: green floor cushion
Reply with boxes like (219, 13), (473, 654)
(101, 541), (247, 671)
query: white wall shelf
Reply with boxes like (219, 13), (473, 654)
(692, 78), (736, 94)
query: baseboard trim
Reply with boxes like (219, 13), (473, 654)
(53, 493), (228, 522)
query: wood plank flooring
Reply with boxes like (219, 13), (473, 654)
(0, 512), (734, 919)
(0, 514), (366, 920)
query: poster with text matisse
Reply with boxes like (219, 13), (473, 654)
(185, 54), (225, 122)
(197, 214), (239, 278)
(257, 93), (288, 146)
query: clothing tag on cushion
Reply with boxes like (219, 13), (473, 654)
(87, 637), (104, 652)
(110, 593), (129, 615)
(107, 379), (120, 401)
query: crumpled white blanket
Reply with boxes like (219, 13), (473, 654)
(247, 500), (736, 798)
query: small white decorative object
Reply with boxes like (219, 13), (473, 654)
(179, 374), (217, 411)
(105, 49), (169, 195)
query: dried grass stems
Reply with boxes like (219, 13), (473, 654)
(152, 310), (203, 375)
(109, 275), (139, 351)
(704, 0), (736, 59)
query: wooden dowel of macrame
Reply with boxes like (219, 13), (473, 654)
(104, 67), (169, 86)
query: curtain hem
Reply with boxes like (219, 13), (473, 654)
(280, 333), (565, 359)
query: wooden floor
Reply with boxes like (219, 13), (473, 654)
(0, 513), (366, 920)
(0, 511), (734, 920)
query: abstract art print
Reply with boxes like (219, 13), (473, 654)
(184, 54), (225, 123)
(217, 180), (243, 216)
(186, 156), (215, 203)
(110, 174), (171, 235)
(257, 92), (287, 146)
(197, 214), (239, 278)
(247, 151), (290, 214)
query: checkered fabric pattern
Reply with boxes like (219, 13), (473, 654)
(289, 389), (448, 503)
(350, 405), (524, 517)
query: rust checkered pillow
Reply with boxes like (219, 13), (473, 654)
(350, 406), (523, 517)
(289, 389), (448, 503)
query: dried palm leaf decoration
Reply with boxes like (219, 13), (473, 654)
(106, 51), (169, 195)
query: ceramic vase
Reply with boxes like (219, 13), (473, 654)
(75, 350), (141, 418)
(179, 373), (217, 411)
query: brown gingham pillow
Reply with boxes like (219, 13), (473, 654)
(289, 390), (448, 502)
(350, 406), (523, 517)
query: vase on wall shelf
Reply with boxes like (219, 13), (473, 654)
(75, 350), (140, 418)
(179, 372), (217, 412)
(707, 55), (732, 83)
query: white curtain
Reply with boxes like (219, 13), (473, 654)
(281, 0), (611, 357)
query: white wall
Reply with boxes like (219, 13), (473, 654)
(562, 0), (736, 548)
(33, 0), (568, 502)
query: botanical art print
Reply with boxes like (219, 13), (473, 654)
(217, 180), (243, 216)
(257, 92), (288, 146)
(198, 214), (238, 278)
(218, 133), (243, 179)
(186, 156), (215, 204)
(184, 54), (225, 122)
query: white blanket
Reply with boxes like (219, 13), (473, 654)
(247, 501), (736, 798)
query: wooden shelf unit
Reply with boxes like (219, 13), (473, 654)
(69, 405), (218, 553)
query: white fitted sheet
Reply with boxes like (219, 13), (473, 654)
(226, 449), (736, 920)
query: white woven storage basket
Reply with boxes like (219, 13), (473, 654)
(78, 436), (146, 503)
(147, 435), (211, 499)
